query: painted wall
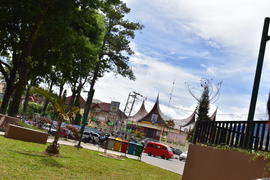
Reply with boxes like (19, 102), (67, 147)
(183, 144), (270, 180)
(5, 124), (48, 144)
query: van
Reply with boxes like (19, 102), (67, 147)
(144, 141), (174, 160)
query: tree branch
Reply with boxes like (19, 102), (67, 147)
(0, 59), (12, 72)
(0, 63), (9, 81)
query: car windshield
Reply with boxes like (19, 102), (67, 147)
(168, 147), (173, 152)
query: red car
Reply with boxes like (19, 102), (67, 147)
(144, 141), (174, 160)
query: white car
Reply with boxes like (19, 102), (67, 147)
(179, 152), (187, 161)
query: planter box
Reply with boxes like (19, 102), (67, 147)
(183, 144), (270, 180)
(0, 115), (19, 130)
(5, 124), (48, 144)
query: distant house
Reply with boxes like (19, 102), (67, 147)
(65, 95), (86, 114)
(64, 96), (126, 129)
(89, 102), (127, 130)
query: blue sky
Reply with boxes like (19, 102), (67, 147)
(86, 0), (270, 125)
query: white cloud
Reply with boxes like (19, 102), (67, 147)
(87, 0), (270, 123)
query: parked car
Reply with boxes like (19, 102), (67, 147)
(82, 131), (100, 144)
(98, 133), (110, 144)
(171, 147), (182, 156)
(170, 147), (183, 159)
(59, 128), (69, 138)
(42, 124), (57, 136)
(144, 141), (174, 160)
(179, 152), (187, 161)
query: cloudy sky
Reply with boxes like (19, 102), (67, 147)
(83, 0), (270, 124)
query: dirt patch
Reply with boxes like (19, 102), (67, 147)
(99, 153), (126, 160)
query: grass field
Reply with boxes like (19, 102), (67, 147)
(0, 136), (181, 180)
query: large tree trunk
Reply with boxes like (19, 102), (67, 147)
(22, 81), (32, 113)
(0, 83), (15, 114)
(0, 57), (18, 114)
(58, 82), (65, 98)
(7, 67), (29, 117)
(67, 91), (76, 111)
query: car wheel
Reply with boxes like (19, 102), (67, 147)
(148, 152), (152, 156)
(161, 156), (165, 159)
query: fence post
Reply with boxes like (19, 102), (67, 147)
(192, 121), (198, 144)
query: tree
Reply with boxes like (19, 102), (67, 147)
(32, 87), (79, 155)
(0, 0), (103, 116)
(186, 78), (222, 121)
(196, 84), (211, 121)
(81, 0), (143, 132)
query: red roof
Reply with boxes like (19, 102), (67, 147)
(65, 96), (86, 109)
(91, 102), (127, 118)
(96, 103), (110, 112)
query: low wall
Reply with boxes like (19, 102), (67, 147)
(183, 144), (270, 180)
(5, 124), (48, 144)
(0, 115), (19, 130)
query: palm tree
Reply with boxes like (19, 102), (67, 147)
(32, 87), (79, 155)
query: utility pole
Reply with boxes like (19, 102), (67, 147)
(246, 17), (270, 148)
(123, 91), (145, 139)
(123, 91), (145, 117)
(123, 92), (131, 114)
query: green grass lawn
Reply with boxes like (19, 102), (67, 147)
(0, 136), (181, 180)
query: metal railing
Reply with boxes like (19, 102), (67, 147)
(192, 120), (270, 151)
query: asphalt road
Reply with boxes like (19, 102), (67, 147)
(48, 137), (185, 175)
(141, 153), (185, 175)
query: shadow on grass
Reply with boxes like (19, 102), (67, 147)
(39, 157), (64, 168)
(10, 150), (69, 168)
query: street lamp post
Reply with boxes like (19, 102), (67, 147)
(246, 17), (270, 148)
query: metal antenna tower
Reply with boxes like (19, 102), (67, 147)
(167, 81), (175, 112)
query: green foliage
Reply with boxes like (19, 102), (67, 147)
(186, 128), (194, 142)
(31, 87), (79, 122)
(0, 0), (104, 116)
(15, 120), (46, 132)
(196, 84), (211, 121)
(18, 102), (43, 116)
(72, 113), (82, 125)
(31, 87), (79, 154)
(0, 0), (143, 117)
(27, 102), (43, 115)
(97, 0), (144, 80)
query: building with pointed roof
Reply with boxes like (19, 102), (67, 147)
(137, 96), (171, 126)
(178, 110), (196, 128)
(126, 94), (219, 144)
(128, 101), (148, 122)
(127, 96), (180, 140)
(210, 108), (218, 121)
